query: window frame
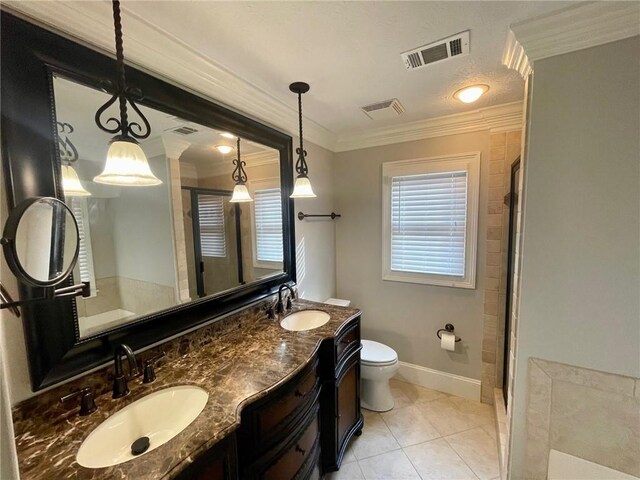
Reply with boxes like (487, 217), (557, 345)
(382, 152), (480, 289)
(249, 177), (284, 269)
(70, 197), (97, 297)
(197, 193), (227, 259)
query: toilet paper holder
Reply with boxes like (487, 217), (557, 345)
(436, 323), (462, 342)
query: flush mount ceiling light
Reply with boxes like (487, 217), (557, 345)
(215, 145), (234, 155)
(57, 122), (91, 197)
(289, 82), (316, 199)
(453, 84), (489, 104)
(93, 0), (161, 187)
(219, 132), (236, 139)
(230, 138), (253, 203)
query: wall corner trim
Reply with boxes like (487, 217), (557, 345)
(396, 361), (481, 401)
(506, 2), (640, 68)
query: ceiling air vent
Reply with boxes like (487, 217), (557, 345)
(361, 98), (405, 120)
(170, 125), (198, 135)
(401, 30), (470, 71)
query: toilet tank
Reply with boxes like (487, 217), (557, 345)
(324, 298), (351, 307)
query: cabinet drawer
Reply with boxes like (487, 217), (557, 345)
(263, 408), (319, 480)
(335, 320), (360, 362)
(256, 359), (319, 440)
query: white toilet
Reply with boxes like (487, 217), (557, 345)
(324, 298), (399, 412)
(360, 340), (399, 411)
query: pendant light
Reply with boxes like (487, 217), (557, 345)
(289, 82), (316, 198)
(93, 0), (161, 187)
(57, 122), (91, 197)
(230, 137), (253, 203)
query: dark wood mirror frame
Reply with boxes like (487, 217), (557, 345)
(1, 12), (296, 391)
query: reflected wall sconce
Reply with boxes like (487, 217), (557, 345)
(57, 122), (90, 197)
(93, 0), (161, 187)
(289, 82), (316, 198)
(230, 138), (253, 203)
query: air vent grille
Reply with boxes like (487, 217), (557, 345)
(171, 126), (198, 135)
(401, 30), (470, 71)
(421, 44), (449, 65)
(450, 38), (463, 56)
(361, 98), (405, 120)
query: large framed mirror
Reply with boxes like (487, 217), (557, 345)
(1, 13), (295, 390)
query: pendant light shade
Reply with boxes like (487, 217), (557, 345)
(230, 184), (253, 203)
(229, 137), (253, 203)
(289, 82), (316, 199)
(57, 121), (91, 197)
(62, 165), (91, 197)
(93, 0), (160, 187)
(94, 139), (161, 186)
(291, 176), (316, 198)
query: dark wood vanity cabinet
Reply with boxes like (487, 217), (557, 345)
(186, 315), (362, 480)
(320, 316), (364, 473)
(236, 356), (323, 480)
(175, 435), (238, 480)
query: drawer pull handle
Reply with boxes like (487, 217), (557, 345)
(295, 445), (306, 455)
(294, 389), (304, 397)
(340, 338), (351, 345)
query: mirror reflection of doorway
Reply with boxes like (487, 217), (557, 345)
(503, 157), (520, 406)
(182, 187), (244, 298)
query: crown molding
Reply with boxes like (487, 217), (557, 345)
(2, 2), (337, 151)
(334, 102), (523, 152)
(502, 30), (532, 80)
(509, 2), (640, 64)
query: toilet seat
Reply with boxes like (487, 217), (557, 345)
(361, 340), (398, 367)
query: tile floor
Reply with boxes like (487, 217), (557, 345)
(326, 379), (500, 480)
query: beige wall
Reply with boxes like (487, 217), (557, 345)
(509, 36), (640, 477)
(333, 131), (491, 380)
(293, 139), (337, 302)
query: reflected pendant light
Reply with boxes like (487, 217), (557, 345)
(289, 82), (316, 198)
(57, 122), (91, 197)
(93, 0), (161, 187)
(230, 138), (253, 203)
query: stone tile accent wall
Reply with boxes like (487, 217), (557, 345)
(524, 358), (640, 479)
(481, 130), (522, 405)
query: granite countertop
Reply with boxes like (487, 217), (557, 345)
(14, 299), (361, 480)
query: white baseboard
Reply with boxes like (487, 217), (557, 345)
(395, 361), (481, 401)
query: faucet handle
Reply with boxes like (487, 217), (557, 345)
(60, 387), (97, 416)
(142, 352), (165, 384)
(286, 295), (293, 310)
(265, 303), (276, 319)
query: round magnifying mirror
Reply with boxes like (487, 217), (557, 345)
(1, 197), (79, 287)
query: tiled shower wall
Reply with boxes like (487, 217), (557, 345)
(481, 130), (522, 405)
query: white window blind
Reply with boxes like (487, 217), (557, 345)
(254, 188), (283, 263)
(198, 195), (226, 258)
(391, 171), (468, 276)
(70, 198), (97, 296)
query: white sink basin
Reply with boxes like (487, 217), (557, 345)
(76, 385), (208, 468)
(280, 310), (330, 331)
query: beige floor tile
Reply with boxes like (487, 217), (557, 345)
(420, 396), (494, 436)
(381, 404), (441, 447)
(325, 462), (365, 480)
(358, 450), (421, 479)
(445, 427), (500, 480)
(481, 422), (497, 441)
(404, 438), (478, 479)
(389, 379), (448, 409)
(352, 411), (401, 460)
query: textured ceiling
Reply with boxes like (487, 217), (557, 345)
(121, 1), (574, 134)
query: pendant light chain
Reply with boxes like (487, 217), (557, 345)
(112, 0), (129, 136)
(296, 91), (309, 177)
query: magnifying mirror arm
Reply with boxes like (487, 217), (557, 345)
(0, 281), (90, 311)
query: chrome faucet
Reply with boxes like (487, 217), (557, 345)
(112, 344), (139, 398)
(276, 284), (295, 314)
